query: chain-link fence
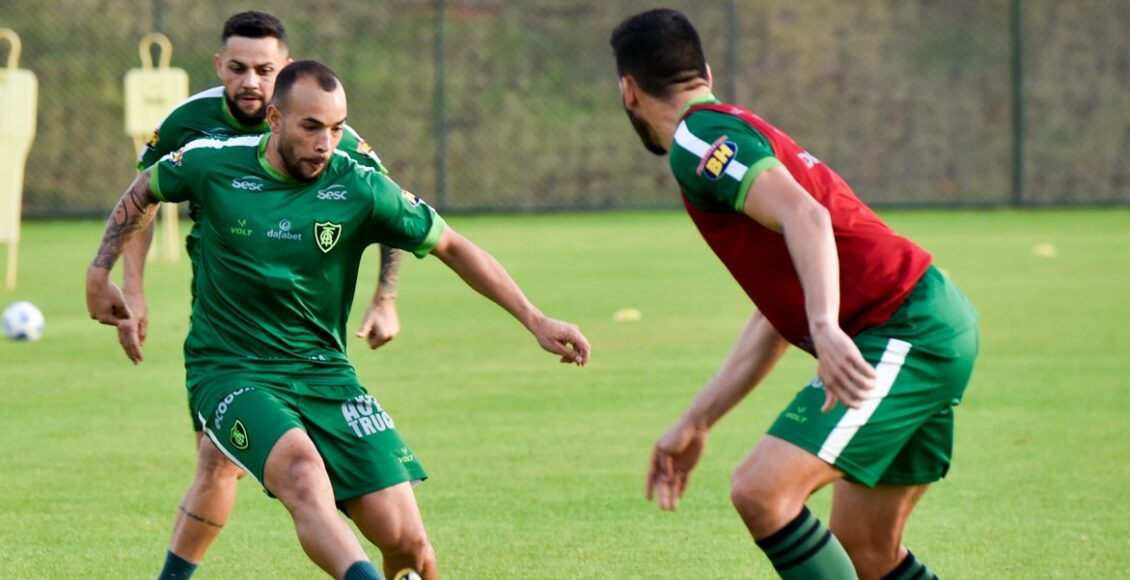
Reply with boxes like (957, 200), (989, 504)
(3, 0), (1128, 216)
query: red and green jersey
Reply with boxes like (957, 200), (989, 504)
(669, 95), (932, 354)
(150, 134), (445, 383)
(137, 86), (388, 265)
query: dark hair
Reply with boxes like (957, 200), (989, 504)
(221, 11), (287, 46)
(271, 60), (341, 109)
(610, 9), (707, 99)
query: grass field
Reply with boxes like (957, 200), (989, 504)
(1, 209), (1128, 578)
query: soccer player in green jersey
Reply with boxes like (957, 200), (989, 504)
(88, 60), (591, 579)
(116, 12), (410, 578)
(612, 9), (978, 580)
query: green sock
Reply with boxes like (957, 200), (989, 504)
(157, 550), (198, 579)
(755, 506), (858, 579)
(343, 560), (384, 580)
(882, 550), (938, 580)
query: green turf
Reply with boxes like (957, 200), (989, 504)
(1, 209), (1128, 578)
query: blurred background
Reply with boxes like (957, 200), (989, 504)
(4, 0), (1129, 216)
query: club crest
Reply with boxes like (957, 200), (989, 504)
(230, 419), (249, 450)
(314, 221), (343, 253)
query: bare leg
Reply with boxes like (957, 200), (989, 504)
(168, 433), (244, 562)
(343, 483), (436, 580)
(263, 428), (369, 578)
(729, 435), (843, 538)
(829, 480), (931, 579)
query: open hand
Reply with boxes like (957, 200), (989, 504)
(646, 419), (708, 511)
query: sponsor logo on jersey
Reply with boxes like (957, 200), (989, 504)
(316, 185), (348, 201)
(784, 406), (809, 424)
(230, 419), (250, 450)
(230, 218), (253, 237)
(697, 135), (738, 181)
(267, 219), (303, 241)
(341, 394), (396, 438)
(401, 190), (421, 207)
(797, 151), (821, 169)
(314, 221), (343, 253)
(168, 149), (184, 167)
(232, 176), (265, 191)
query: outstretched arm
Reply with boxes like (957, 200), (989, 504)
(355, 245), (403, 349)
(429, 227), (590, 366)
(85, 169), (161, 363)
(646, 311), (790, 510)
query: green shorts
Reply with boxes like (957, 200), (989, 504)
(767, 266), (979, 487)
(191, 374), (427, 501)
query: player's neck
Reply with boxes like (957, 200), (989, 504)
(263, 135), (295, 180)
(656, 85), (715, 151)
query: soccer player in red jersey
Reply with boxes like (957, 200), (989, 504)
(612, 9), (979, 580)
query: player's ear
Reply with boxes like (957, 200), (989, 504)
(214, 53), (222, 74)
(705, 64), (713, 89)
(620, 75), (639, 109)
(266, 103), (282, 130)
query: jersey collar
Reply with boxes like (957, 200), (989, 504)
(257, 134), (297, 183)
(679, 93), (721, 118)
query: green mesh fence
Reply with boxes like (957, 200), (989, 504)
(3, 0), (1128, 216)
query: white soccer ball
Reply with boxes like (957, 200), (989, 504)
(392, 569), (422, 580)
(2, 301), (45, 341)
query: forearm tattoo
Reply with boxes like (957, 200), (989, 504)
(377, 244), (402, 299)
(91, 173), (159, 270)
(179, 504), (224, 529)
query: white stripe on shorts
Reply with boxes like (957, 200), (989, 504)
(817, 338), (912, 465)
(201, 412), (261, 487)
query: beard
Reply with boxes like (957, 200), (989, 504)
(625, 107), (667, 156)
(225, 91), (267, 127)
(277, 128), (329, 182)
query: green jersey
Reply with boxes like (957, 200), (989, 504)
(150, 134), (445, 383)
(137, 86), (388, 259)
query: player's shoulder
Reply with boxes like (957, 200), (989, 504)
(337, 125), (386, 172)
(673, 107), (773, 172)
(160, 87), (225, 127)
(328, 150), (390, 186)
(173, 134), (261, 165)
(680, 106), (765, 147)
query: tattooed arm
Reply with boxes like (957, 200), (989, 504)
(355, 245), (403, 349)
(85, 169), (161, 363)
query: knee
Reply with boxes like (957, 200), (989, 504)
(729, 469), (798, 535)
(381, 529), (434, 569)
(274, 455), (332, 506)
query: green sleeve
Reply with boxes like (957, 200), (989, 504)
(137, 115), (184, 171)
(150, 148), (198, 204)
(669, 111), (782, 213)
(362, 171), (445, 258)
(340, 125), (389, 176)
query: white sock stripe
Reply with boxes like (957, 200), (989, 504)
(817, 338), (912, 465)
